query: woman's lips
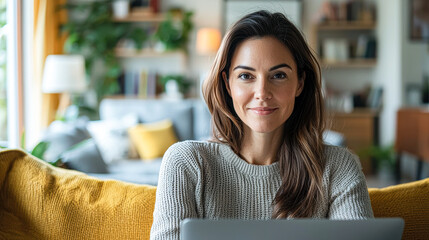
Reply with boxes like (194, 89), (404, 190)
(249, 107), (278, 115)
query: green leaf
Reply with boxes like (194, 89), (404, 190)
(31, 141), (50, 160)
(20, 131), (25, 150)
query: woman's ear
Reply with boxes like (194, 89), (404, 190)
(296, 72), (305, 97)
(222, 71), (231, 95)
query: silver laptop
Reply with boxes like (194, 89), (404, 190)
(180, 218), (404, 240)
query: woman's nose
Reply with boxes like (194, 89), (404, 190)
(254, 79), (272, 100)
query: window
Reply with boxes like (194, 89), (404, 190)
(0, 0), (6, 146)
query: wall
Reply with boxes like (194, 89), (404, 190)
(373, 0), (402, 146)
(400, 0), (428, 105)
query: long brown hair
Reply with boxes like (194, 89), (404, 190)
(202, 11), (325, 218)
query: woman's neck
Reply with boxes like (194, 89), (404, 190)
(239, 126), (284, 165)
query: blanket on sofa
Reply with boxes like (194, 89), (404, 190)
(0, 149), (156, 240)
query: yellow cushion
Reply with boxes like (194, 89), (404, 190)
(369, 178), (429, 240)
(0, 149), (157, 240)
(128, 120), (178, 160)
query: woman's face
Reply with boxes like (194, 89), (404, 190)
(225, 36), (304, 135)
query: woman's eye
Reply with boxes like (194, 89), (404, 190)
(273, 72), (287, 79)
(238, 73), (252, 80)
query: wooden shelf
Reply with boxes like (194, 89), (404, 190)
(329, 108), (380, 117)
(115, 48), (186, 58)
(317, 21), (376, 30)
(113, 13), (182, 23)
(321, 58), (376, 68)
(113, 13), (166, 22)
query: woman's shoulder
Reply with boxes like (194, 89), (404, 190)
(323, 145), (362, 171)
(323, 144), (364, 179)
(164, 140), (230, 164)
(166, 140), (228, 155)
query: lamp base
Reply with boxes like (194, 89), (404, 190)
(56, 93), (71, 119)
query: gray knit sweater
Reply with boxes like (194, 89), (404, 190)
(150, 141), (374, 239)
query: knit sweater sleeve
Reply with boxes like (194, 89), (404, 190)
(150, 142), (201, 240)
(327, 147), (374, 219)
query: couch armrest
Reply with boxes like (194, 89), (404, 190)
(369, 178), (429, 240)
(0, 149), (156, 240)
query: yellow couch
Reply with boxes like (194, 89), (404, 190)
(1, 149), (428, 240)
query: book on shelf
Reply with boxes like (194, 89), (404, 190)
(355, 35), (376, 59)
(117, 69), (158, 98)
(319, 0), (375, 23)
(367, 87), (383, 109)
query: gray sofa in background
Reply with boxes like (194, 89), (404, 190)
(41, 98), (344, 186)
(41, 98), (211, 186)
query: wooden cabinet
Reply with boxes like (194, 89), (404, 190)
(395, 108), (429, 181)
(328, 109), (379, 175)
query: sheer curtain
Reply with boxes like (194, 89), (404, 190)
(33, 0), (66, 133)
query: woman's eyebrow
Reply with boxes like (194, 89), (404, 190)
(232, 63), (292, 71)
(269, 63), (292, 71)
(232, 65), (255, 71)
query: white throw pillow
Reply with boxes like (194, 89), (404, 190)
(87, 114), (139, 164)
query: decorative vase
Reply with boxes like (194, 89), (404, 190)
(112, 0), (129, 19)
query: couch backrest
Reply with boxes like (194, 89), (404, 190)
(1, 149), (428, 240)
(99, 98), (211, 141)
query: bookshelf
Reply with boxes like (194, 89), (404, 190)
(114, 48), (186, 59)
(113, 14), (166, 22)
(113, 12), (183, 23)
(110, 9), (190, 99)
(316, 21), (375, 31)
(313, 20), (377, 68)
(311, 0), (378, 68)
(321, 58), (377, 68)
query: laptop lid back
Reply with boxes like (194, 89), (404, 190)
(180, 218), (404, 240)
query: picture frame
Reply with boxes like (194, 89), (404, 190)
(409, 0), (429, 41)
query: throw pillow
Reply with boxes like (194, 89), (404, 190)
(128, 119), (178, 161)
(87, 114), (139, 164)
(60, 139), (108, 173)
(41, 118), (91, 163)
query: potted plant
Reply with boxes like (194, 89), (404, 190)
(60, 1), (147, 105)
(362, 144), (396, 179)
(159, 74), (193, 96)
(154, 8), (194, 52)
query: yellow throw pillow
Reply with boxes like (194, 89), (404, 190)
(128, 119), (178, 161)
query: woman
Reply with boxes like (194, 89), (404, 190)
(150, 10), (373, 239)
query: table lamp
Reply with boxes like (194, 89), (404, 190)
(196, 28), (221, 98)
(42, 55), (86, 117)
(196, 28), (221, 55)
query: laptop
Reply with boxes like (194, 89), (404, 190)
(180, 218), (404, 240)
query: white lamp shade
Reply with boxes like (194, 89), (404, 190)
(42, 55), (86, 93)
(196, 28), (221, 55)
